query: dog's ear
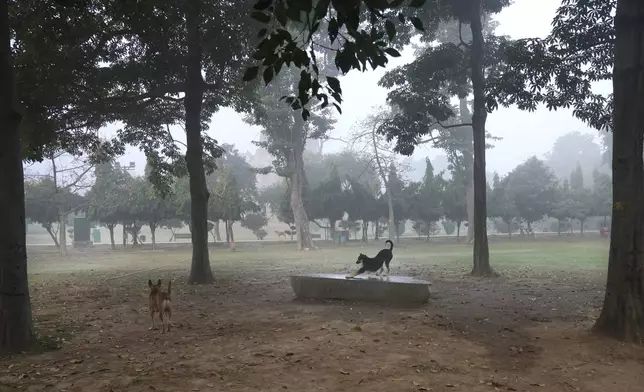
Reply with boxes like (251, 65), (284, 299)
(148, 279), (153, 287)
(157, 279), (161, 286)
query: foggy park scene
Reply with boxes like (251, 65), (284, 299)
(1, 0), (643, 391)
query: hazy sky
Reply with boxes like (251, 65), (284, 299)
(29, 0), (609, 180)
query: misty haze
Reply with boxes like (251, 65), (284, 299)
(1, 0), (642, 391)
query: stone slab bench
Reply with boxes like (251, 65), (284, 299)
(290, 273), (430, 304)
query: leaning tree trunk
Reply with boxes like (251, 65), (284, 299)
(185, 0), (214, 285)
(0, 0), (34, 354)
(45, 225), (60, 249)
(469, 0), (493, 277)
(289, 148), (313, 250)
(593, 0), (644, 342)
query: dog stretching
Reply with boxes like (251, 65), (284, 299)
(148, 279), (173, 333)
(346, 240), (394, 279)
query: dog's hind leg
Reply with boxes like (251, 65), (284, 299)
(159, 311), (165, 333)
(167, 309), (173, 331)
(384, 260), (390, 276)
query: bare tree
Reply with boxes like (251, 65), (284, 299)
(25, 152), (93, 256)
(350, 106), (410, 241)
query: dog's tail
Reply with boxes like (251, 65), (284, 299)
(385, 240), (394, 251)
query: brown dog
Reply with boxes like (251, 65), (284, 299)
(148, 279), (173, 333)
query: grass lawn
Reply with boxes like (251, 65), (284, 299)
(3, 238), (643, 392)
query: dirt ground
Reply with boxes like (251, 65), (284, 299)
(2, 240), (643, 392)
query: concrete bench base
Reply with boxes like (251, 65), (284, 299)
(290, 273), (430, 304)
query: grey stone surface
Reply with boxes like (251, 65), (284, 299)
(290, 273), (430, 304)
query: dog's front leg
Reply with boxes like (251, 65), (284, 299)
(149, 311), (156, 330)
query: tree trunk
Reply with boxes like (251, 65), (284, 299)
(228, 222), (235, 246)
(456, 220), (461, 242)
(58, 213), (67, 256)
(580, 219), (585, 236)
(557, 219), (562, 236)
(108, 225), (116, 250)
(185, 0), (214, 285)
(507, 222), (512, 239)
(122, 224), (127, 247)
(468, 0), (492, 277)
(466, 167), (475, 243)
(329, 219), (336, 241)
(44, 225), (60, 249)
(225, 220), (230, 244)
(289, 148), (313, 250)
(593, 0), (644, 342)
(215, 220), (222, 241)
(386, 191), (395, 241)
(150, 224), (156, 251)
(0, 0), (34, 354)
(374, 220), (380, 240)
(460, 98), (475, 244)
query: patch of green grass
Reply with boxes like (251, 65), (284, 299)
(26, 239), (610, 278)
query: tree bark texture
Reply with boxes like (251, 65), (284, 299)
(593, 0), (644, 343)
(0, 0), (34, 355)
(289, 148), (313, 250)
(108, 225), (116, 250)
(468, 0), (493, 277)
(185, 0), (214, 285)
(460, 98), (475, 244)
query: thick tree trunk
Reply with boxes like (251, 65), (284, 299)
(122, 224), (127, 247)
(465, 161), (475, 243)
(229, 222), (235, 245)
(185, 0), (214, 285)
(469, 0), (493, 277)
(44, 225), (60, 249)
(374, 220), (380, 240)
(593, 0), (644, 342)
(460, 98), (475, 244)
(456, 220), (461, 242)
(289, 148), (313, 250)
(0, 0), (34, 354)
(507, 222), (512, 239)
(225, 220), (230, 244)
(108, 225), (116, 250)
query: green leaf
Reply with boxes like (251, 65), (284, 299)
(384, 48), (401, 57)
(253, 0), (273, 11)
(409, 0), (426, 7)
(257, 28), (268, 38)
(263, 67), (274, 85)
(410, 17), (424, 31)
(385, 20), (396, 42)
(243, 66), (259, 81)
(326, 76), (341, 94)
(275, 1), (288, 26)
(251, 10), (271, 24)
(314, 0), (330, 19)
(333, 103), (342, 114)
(328, 18), (339, 43)
(302, 108), (310, 121)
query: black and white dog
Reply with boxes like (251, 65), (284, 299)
(346, 240), (394, 279)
